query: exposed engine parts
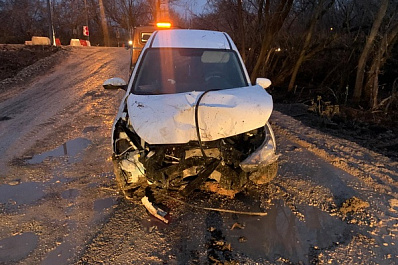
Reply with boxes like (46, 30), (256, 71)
(112, 117), (279, 200)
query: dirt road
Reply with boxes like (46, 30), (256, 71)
(0, 47), (397, 264)
(0, 47), (128, 264)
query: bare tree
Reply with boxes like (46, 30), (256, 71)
(250, 0), (293, 83)
(237, 0), (246, 61)
(0, 0), (47, 43)
(287, 0), (335, 92)
(365, 19), (398, 109)
(352, 0), (388, 105)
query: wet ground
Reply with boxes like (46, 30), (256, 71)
(0, 47), (397, 264)
(76, 135), (397, 264)
(0, 46), (127, 265)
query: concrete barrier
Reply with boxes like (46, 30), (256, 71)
(79, 39), (87, 46)
(31, 36), (51, 45)
(70, 39), (82, 46)
(69, 39), (91, 47)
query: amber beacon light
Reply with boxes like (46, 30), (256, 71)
(156, 22), (171, 28)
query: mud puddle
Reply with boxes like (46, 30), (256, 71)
(41, 241), (75, 265)
(93, 197), (118, 223)
(0, 182), (45, 209)
(221, 200), (350, 263)
(94, 197), (117, 213)
(26, 137), (91, 164)
(0, 232), (39, 263)
(40, 220), (78, 265)
(61, 188), (80, 200)
(0, 174), (75, 211)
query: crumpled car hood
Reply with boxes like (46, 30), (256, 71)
(126, 85), (273, 144)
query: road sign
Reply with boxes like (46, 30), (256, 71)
(83, 26), (89, 36)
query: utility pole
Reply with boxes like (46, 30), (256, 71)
(98, 0), (110, 46)
(47, 0), (56, 46)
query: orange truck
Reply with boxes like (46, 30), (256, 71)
(128, 0), (172, 71)
(128, 22), (172, 71)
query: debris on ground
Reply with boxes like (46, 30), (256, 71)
(230, 223), (244, 230)
(339, 197), (370, 215)
(141, 196), (169, 224)
(238, 236), (247, 243)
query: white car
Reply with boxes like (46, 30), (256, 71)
(104, 29), (278, 204)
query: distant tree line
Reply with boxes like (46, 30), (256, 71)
(0, 0), (397, 110)
(193, 0), (398, 110)
(0, 0), (154, 46)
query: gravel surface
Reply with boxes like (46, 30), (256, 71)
(0, 44), (61, 84)
(274, 103), (398, 162)
(0, 46), (397, 264)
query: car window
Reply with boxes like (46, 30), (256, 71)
(132, 48), (247, 95)
(140, 32), (152, 43)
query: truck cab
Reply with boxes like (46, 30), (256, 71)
(128, 23), (172, 71)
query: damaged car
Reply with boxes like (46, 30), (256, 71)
(104, 29), (279, 205)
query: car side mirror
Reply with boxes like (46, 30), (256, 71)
(103, 77), (127, 91)
(256, 78), (272, 89)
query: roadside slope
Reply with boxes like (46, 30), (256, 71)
(0, 47), (130, 177)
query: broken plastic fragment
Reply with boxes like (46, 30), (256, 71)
(120, 151), (145, 183)
(141, 196), (169, 223)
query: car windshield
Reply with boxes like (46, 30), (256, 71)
(132, 48), (247, 95)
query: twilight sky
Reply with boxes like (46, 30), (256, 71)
(171, 0), (209, 16)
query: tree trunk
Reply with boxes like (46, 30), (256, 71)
(365, 22), (398, 109)
(237, 0), (246, 62)
(367, 50), (381, 109)
(250, 0), (293, 83)
(288, 0), (335, 92)
(352, 0), (388, 105)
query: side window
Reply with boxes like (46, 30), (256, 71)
(141, 32), (152, 43)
